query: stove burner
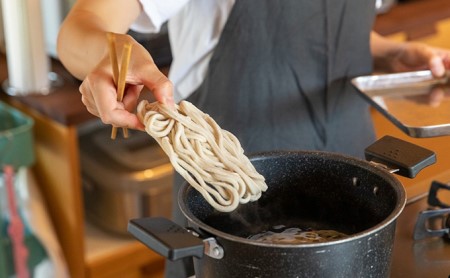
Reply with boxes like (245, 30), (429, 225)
(428, 181), (450, 208)
(414, 181), (450, 240)
(414, 208), (450, 240)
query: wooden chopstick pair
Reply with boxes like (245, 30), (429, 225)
(106, 32), (133, 139)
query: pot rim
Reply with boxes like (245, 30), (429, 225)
(179, 150), (407, 248)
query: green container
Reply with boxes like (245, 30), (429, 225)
(0, 101), (34, 168)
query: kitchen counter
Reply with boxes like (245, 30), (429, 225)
(0, 55), (95, 126)
(374, 0), (450, 39)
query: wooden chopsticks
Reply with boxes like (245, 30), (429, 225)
(107, 32), (133, 139)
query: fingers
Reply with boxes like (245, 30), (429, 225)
(429, 55), (446, 78)
(394, 42), (449, 77)
(122, 84), (143, 113)
(136, 61), (175, 108)
(119, 40), (175, 108)
(122, 84), (146, 130)
(155, 78), (175, 107)
(104, 108), (145, 130)
(415, 44), (448, 77)
(79, 70), (144, 130)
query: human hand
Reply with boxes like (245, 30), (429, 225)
(387, 41), (450, 78)
(79, 34), (174, 131)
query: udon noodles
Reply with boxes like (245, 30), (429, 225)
(248, 225), (348, 244)
(137, 100), (268, 212)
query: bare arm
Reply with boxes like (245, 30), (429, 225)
(370, 31), (450, 77)
(57, 0), (174, 130)
(57, 0), (141, 79)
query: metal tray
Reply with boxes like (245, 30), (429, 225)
(352, 70), (450, 138)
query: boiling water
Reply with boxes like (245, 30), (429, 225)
(248, 225), (348, 244)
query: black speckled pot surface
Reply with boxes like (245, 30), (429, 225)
(179, 151), (406, 278)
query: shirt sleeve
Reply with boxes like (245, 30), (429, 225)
(130, 0), (190, 33)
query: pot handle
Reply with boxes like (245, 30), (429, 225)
(364, 135), (436, 178)
(128, 217), (205, 260)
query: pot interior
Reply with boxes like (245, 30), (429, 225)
(179, 151), (406, 241)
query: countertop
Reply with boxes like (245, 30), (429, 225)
(0, 54), (94, 126)
(374, 0), (450, 39)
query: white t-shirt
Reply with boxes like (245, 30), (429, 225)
(131, 0), (235, 102)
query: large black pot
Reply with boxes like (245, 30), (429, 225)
(129, 136), (435, 278)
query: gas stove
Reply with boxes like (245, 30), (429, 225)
(391, 181), (450, 277)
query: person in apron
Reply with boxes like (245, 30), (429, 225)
(58, 0), (450, 277)
(169, 1), (378, 276)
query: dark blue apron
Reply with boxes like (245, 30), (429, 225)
(166, 1), (377, 277)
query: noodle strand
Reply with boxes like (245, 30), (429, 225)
(137, 100), (268, 212)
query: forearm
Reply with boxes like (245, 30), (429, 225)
(370, 31), (404, 72)
(57, 0), (142, 80)
(57, 12), (109, 80)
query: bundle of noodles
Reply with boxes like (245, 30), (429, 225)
(137, 100), (268, 212)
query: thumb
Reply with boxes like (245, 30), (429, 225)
(429, 55), (446, 77)
(140, 66), (175, 107)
